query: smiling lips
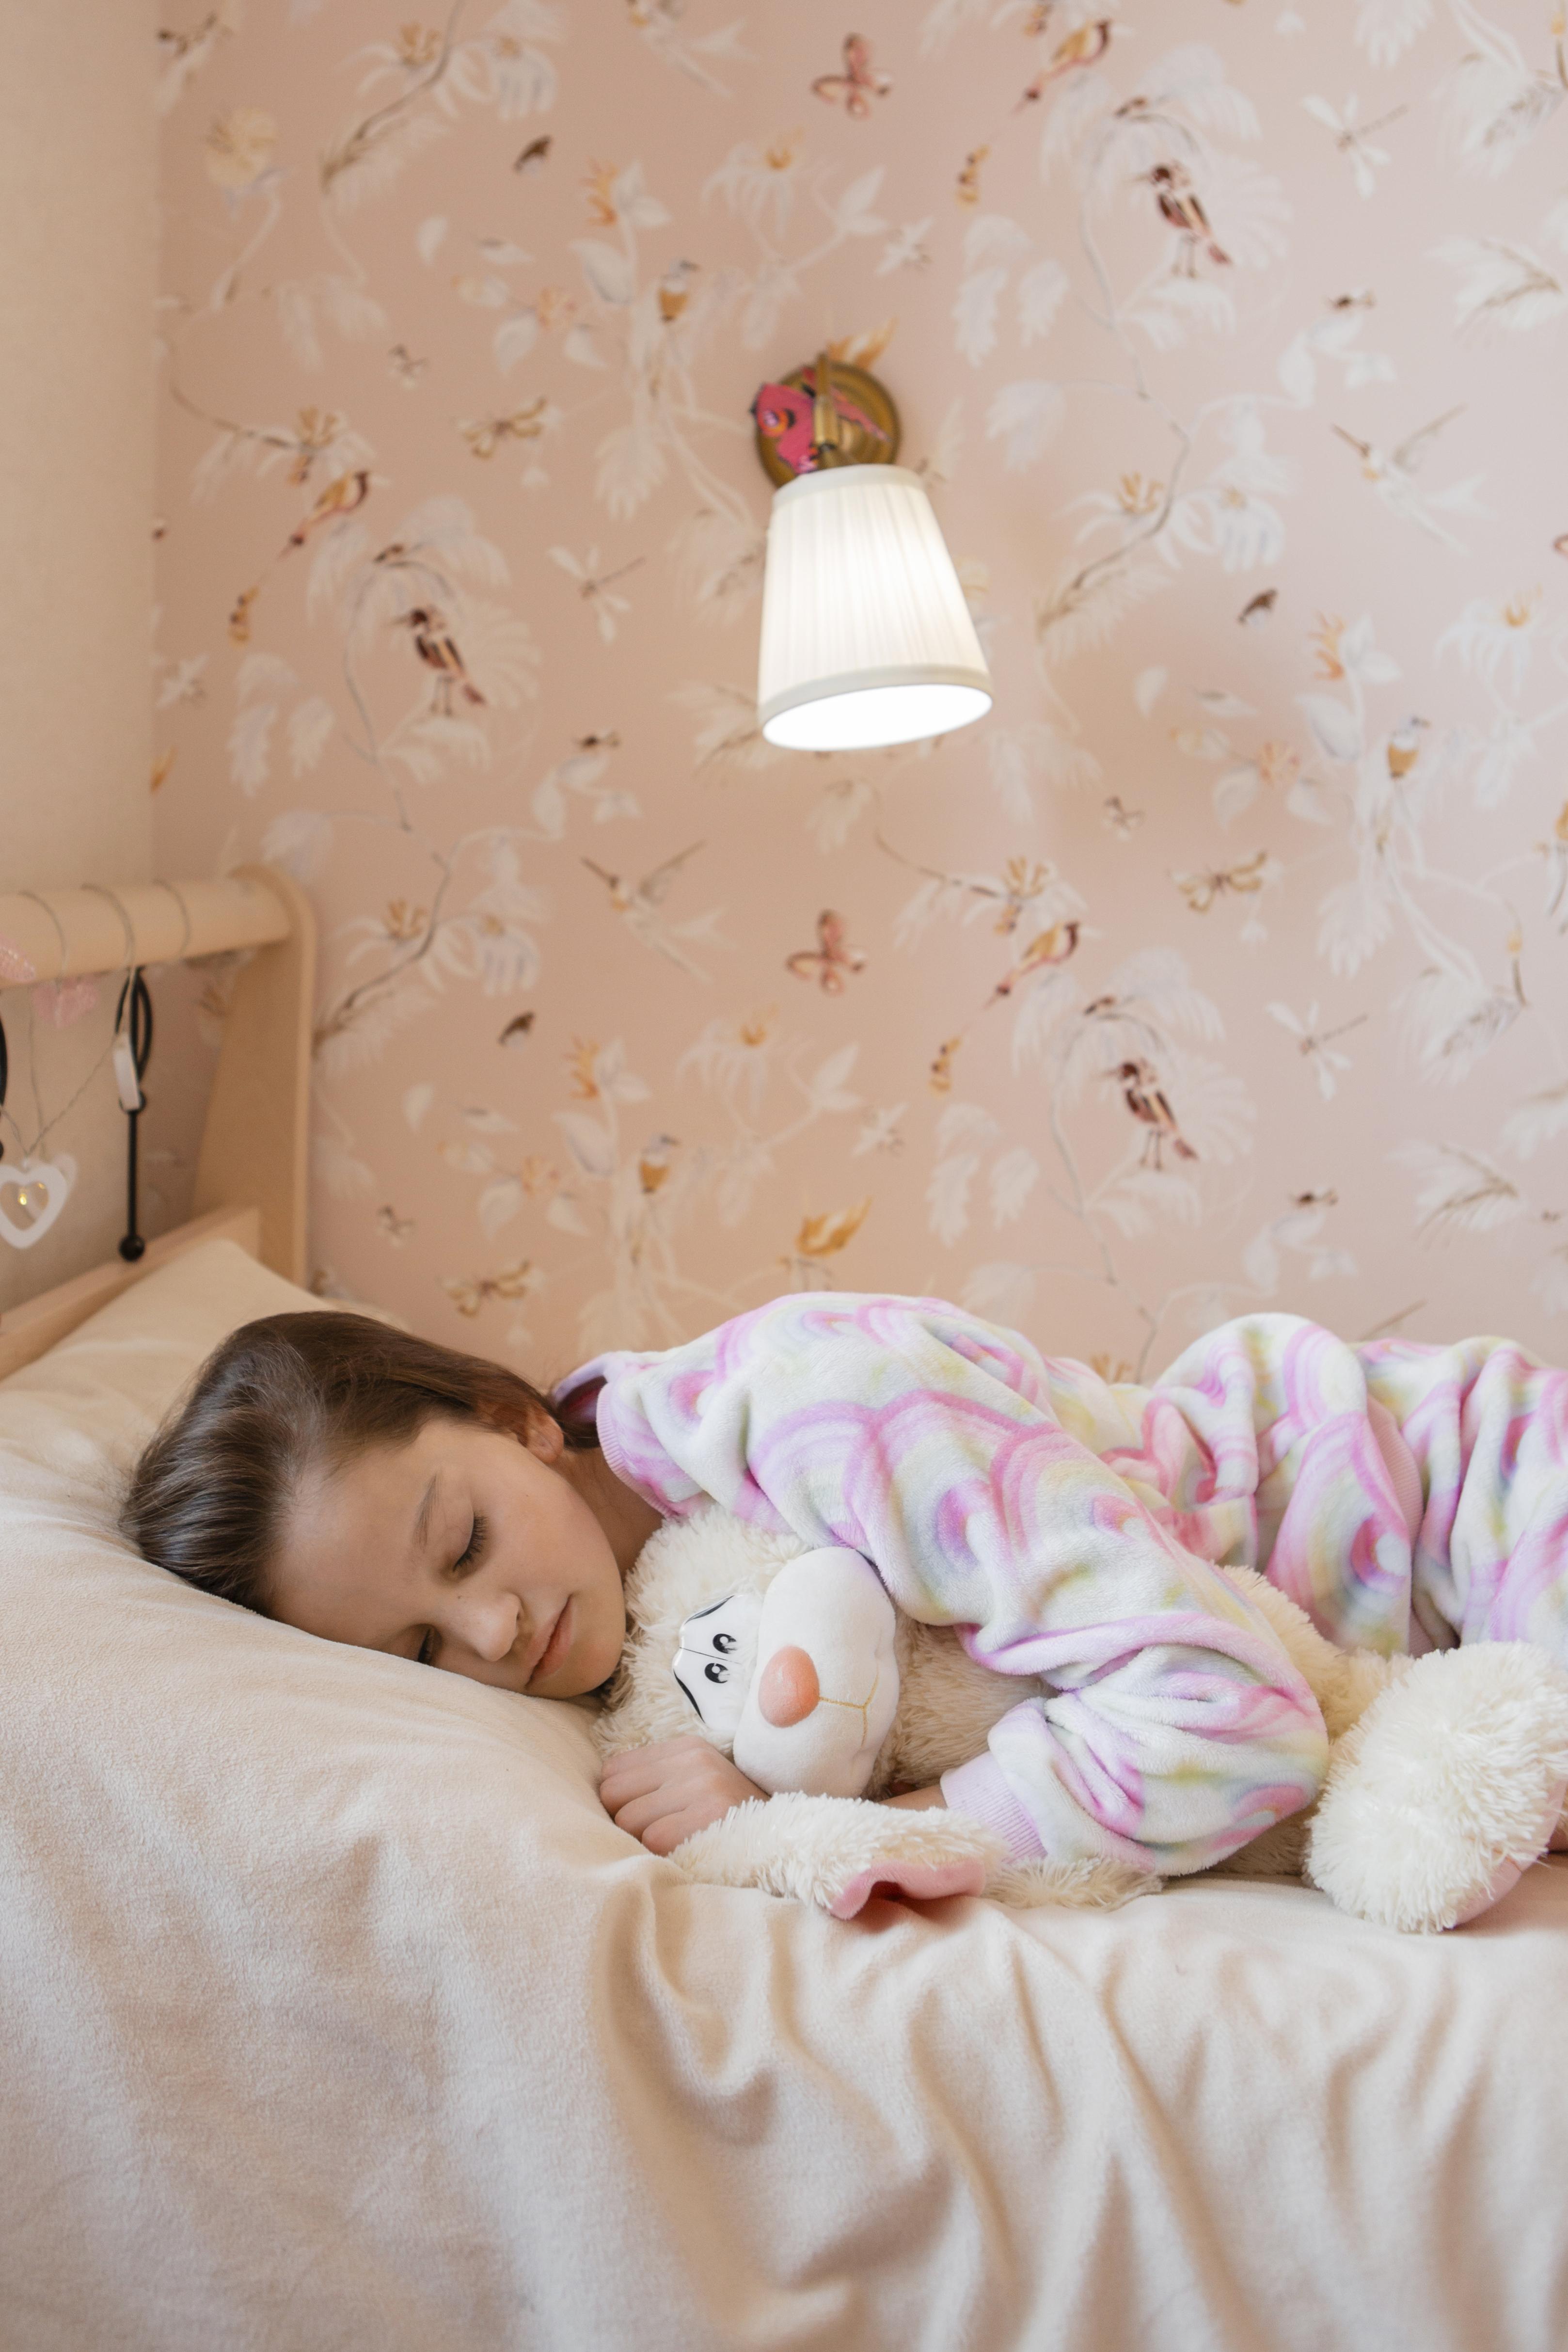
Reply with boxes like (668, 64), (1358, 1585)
(526, 1598), (573, 1688)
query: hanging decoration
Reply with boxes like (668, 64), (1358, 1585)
(113, 970), (153, 1264)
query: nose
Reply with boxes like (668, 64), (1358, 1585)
(758, 1645), (819, 1728)
(452, 1589), (523, 1664)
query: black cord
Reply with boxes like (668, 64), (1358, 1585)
(114, 971), (154, 1263)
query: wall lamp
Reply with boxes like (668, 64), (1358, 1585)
(751, 352), (993, 753)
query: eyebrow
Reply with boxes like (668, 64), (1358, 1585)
(412, 1472), (439, 1556)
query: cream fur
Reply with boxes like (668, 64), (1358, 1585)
(600, 1504), (1568, 1933)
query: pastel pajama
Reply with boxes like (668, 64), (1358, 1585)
(556, 1299), (1568, 1877)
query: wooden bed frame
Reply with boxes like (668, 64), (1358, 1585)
(0, 865), (314, 1380)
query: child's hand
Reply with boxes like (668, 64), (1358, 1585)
(599, 1734), (766, 1856)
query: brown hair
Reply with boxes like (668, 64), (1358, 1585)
(122, 1311), (598, 1615)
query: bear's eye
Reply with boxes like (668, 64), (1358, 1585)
(704, 1661), (729, 1684)
(712, 1632), (737, 1653)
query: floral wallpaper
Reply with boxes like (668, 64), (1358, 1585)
(153, 0), (1568, 1384)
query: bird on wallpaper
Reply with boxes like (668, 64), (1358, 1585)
(398, 608), (487, 713)
(812, 34), (891, 118)
(1237, 588), (1278, 627)
(279, 468), (373, 556)
(987, 921), (1081, 1002)
(513, 134), (552, 173)
(582, 844), (721, 981)
(658, 259), (700, 323)
(1330, 408), (1477, 549)
(753, 371), (888, 477)
(786, 910), (869, 994)
(1141, 164), (1231, 271)
(1109, 1059), (1198, 1171)
(1016, 17), (1113, 106)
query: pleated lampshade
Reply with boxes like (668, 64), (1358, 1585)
(756, 464), (993, 752)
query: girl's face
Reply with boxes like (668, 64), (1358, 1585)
(266, 1412), (628, 1696)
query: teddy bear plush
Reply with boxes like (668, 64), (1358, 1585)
(597, 1503), (1568, 1933)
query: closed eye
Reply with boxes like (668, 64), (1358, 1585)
(453, 1511), (488, 1575)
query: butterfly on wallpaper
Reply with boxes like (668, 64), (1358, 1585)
(1237, 588), (1277, 627)
(574, 730), (621, 750)
(441, 1260), (535, 1318)
(811, 35), (891, 119)
(786, 910), (868, 993)
(1101, 795), (1145, 836)
(388, 343), (428, 386)
(461, 399), (550, 460)
(514, 135), (553, 173)
(1172, 852), (1274, 912)
(376, 1204), (416, 1246)
(498, 1012), (536, 1049)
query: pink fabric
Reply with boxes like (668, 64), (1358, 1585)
(826, 1857), (990, 1920)
(940, 1752), (1048, 1862)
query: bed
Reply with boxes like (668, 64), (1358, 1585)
(2, 879), (1566, 2351)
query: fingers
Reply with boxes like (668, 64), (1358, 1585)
(599, 1733), (710, 1808)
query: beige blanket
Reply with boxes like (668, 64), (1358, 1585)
(2, 1240), (1565, 2352)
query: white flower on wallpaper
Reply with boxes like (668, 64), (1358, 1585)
(150, 0), (1568, 1367)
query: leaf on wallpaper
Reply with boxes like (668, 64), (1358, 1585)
(915, 397), (965, 489)
(986, 724), (1100, 821)
(288, 697), (336, 775)
(321, 108), (450, 213)
(260, 809), (334, 883)
(918, 0), (989, 58)
(306, 521), (372, 624)
(1161, 1052), (1255, 1163)
(671, 681), (784, 772)
(1403, 964), (1524, 1087)
(1017, 259), (1069, 345)
(1098, 1167), (1202, 1241)
(1318, 874), (1395, 979)
(963, 214), (1031, 270)
(440, 1141), (495, 1177)
(1140, 44), (1260, 143)
(236, 650), (299, 703)
(1394, 1142), (1528, 1239)
(961, 1261), (1038, 1327)
(315, 983), (434, 1079)
(953, 266), (1009, 367)
(562, 323), (607, 369)
(1441, 22), (1564, 181)
(936, 1102), (1001, 1154)
(1133, 667), (1168, 718)
(1532, 1249), (1568, 1318)
(986, 381), (1065, 471)
(1355, 0), (1433, 68)
(554, 1112), (617, 1181)
(455, 275), (514, 312)
(805, 1045), (862, 1115)
(228, 701), (277, 797)
(834, 168), (889, 239)
(1296, 693), (1363, 764)
(1126, 276), (1235, 353)
(573, 239), (635, 307)
(462, 1106), (520, 1135)
(313, 1132), (375, 1201)
(1035, 555), (1171, 668)
(927, 1152), (980, 1247)
(1432, 235), (1568, 342)
(807, 777), (875, 852)
(403, 1083), (435, 1133)
(989, 1147), (1039, 1228)
(387, 716), (491, 786)
(416, 215), (449, 266)
(546, 1192), (590, 1237)
(597, 419), (670, 521)
(478, 1176), (525, 1240)
(1501, 1082), (1568, 1160)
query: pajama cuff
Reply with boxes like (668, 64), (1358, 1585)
(939, 1753), (1045, 1860)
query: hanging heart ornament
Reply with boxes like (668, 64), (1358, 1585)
(0, 1154), (75, 1250)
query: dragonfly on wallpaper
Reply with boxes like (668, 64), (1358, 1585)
(811, 35), (891, 117)
(582, 844), (728, 982)
(786, 910), (869, 993)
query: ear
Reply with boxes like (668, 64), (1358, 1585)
(507, 1404), (565, 1467)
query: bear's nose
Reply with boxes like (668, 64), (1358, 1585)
(758, 1645), (820, 1728)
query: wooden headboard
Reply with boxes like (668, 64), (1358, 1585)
(0, 865), (314, 1379)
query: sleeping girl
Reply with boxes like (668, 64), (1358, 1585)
(123, 1292), (1568, 1883)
